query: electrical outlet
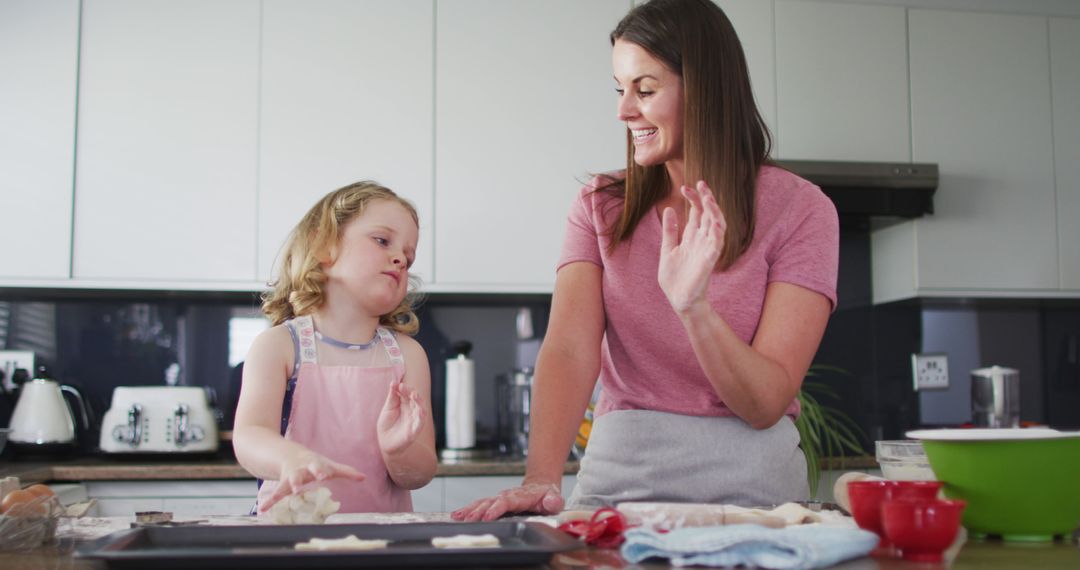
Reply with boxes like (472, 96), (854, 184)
(0, 350), (35, 392)
(912, 353), (949, 391)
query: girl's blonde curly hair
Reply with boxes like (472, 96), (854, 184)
(262, 181), (421, 334)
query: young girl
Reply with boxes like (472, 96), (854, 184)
(233, 181), (437, 514)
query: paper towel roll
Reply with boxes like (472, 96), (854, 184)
(445, 347), (475, 449)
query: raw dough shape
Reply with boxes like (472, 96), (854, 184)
(431, 533), (501, 548)
(294, 534), (390, 551)
(268, 486), (340, 524)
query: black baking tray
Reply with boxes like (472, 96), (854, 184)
(75, 521), (581, 568)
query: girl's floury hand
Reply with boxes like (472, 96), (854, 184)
(258, 452), (365, 513)
(658, 181), (726, 315)
(377, 381), (427, 455)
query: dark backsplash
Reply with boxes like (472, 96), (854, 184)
(0, 291), (552, 456)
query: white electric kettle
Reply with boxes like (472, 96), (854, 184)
(7, 367), (90, 448)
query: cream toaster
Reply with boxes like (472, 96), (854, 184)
(99, 386), (219, 453)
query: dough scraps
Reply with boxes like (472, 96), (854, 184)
(268, 486), (341, 525)
(431, 533), (501, 548)
(294, 535), (390, 551)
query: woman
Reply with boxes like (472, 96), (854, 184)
(453, 0), (838, 521)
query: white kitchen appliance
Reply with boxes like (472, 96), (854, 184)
(99, 386), (219, 453)
(444, 340), (476, 451)
(8, 369), (90, 448)
(970, 366), (1020, 428)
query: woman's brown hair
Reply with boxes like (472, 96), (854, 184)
(604, 0), (772, 269)
(261, 181), (421, 334)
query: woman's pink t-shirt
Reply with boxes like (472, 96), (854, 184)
(558, 165), (839, 418)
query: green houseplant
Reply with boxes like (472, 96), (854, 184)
(794, 365), (867, 498)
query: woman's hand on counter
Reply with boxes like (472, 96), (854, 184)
(450, 481), (564, 521)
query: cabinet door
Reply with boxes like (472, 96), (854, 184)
(775, 0), (909, 162)
(1052, 17), (1080, 290)
(907, 10), (1056, 291)
(0, 0), (78, 280)
(716, 0), (776, 150)
(86, 480), (256, 517)
(434, 0), (627, 290)
(258, 0), (434, 284)
(74, 0), (259, 282)
(411, 477), (445, 513)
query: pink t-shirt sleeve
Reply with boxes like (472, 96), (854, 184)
(558, 183), (606, 270)
(767, 187), (840, 310)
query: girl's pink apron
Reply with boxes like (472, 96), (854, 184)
(256, 315), (412, 513)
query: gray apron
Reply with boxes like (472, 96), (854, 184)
(567, 409), (809, 509)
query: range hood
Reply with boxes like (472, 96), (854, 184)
(775, 159), (938, 218)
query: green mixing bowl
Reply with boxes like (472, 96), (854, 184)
(907, 429), (1080, 542)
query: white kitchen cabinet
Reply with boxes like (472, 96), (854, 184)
(1052, 17), (1080, 291)
(433, 0), (627, 290)
(80, 476), (573, 515)
(873, 10), (1057, 303)
(0, 0), (79, 280)
(73, 0), (259, 282)
(715, 0), (777, 150)
(775, 0), (909, 162)
(85, 480), (257, 517)
(257, 0), (434, 285)
(411, 477), (445, 513)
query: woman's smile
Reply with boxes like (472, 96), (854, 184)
(631, 127), (658, 143)
(612, 39), (684, 167)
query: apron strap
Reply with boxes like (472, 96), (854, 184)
(289, 315), (319, 365)
(375, 327), (406, 377)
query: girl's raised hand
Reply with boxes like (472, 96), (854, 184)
(377, 381), (427, 456)
(658, 180), (727, 314)
(258, 452), (365, 513)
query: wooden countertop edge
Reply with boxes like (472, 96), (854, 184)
(3, 456), (876, 483)
(821, 455), (879, 470)
(3, 459), (583, 482)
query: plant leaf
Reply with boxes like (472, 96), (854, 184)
(795, 367), (870, 498)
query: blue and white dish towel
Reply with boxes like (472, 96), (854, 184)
(621, 524), (879, 569)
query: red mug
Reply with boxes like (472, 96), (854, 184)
(882, 498), (966, 562)
(847, 480), (898, 548)
(849, 479), (946, 554)
(890, 480), (943, 500)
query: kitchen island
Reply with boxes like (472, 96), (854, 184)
(1, 513), (1077, 570)
(0, 456), (587, 516)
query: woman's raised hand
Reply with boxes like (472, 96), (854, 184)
(377, 381), (427, 455)
(258, 451), (365, 513)
(659, 181), (726, 314)
(451, 482), (565, 521)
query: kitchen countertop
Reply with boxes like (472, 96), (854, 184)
(0, 455), (583, 484)
(0, 455), (878, 484)
(1, 514), (1077, 569)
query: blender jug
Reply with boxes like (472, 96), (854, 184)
(496, 368), (533, 457)
(970, 366), (1020, 428)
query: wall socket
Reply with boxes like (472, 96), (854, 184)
(912, 352), (949, 391)
(0, 350), (36, 393)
